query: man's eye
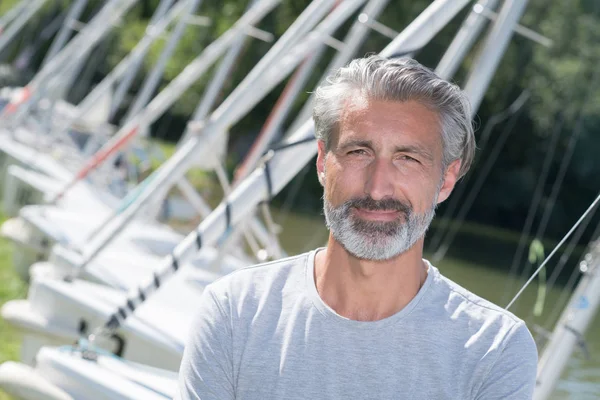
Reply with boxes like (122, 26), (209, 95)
(399, 155), (419, 163)
(349, 149), (367, 155)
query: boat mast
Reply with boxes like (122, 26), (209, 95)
(109, 0), (176, 120)
(0, 0), (141, 126)
(41, 0), (90, 67)
(534, 237), (600, 399)
(0, 0), (48, 57)
(122, 0), (205, 124)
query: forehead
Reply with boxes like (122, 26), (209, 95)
(336, 94), (443, 154)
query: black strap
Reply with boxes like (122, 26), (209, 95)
(225, 201), (232, 228)
(171, 255), (180, 271)
(264, 159), (273, 201)
(269, 136), (315, 152)
(153, 272), (161, 289)
(196, 231), (202, 249)
(106, 314), (120, 330)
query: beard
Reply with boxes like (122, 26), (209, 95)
(323, 194), (437, 261)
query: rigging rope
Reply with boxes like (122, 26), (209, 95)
(431, 92), (529, 262)
(427, 91), (530, 254)
(540, 206), (600, 330)
(505, 190), (600, 311)
(500, 87), (580, 305)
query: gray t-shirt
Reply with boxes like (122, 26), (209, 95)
(176, 249), (538, 399)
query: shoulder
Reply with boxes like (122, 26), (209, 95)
(425, 263), (536, 356)
(430, 263), (523, 326)
(424, 264), (537, 396)
(205, 251), (311, 308)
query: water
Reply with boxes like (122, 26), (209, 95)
(270, 208), (600, 399)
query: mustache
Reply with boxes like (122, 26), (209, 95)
(344, 196), (412, 215)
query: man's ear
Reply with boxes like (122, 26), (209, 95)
(437, 159), (461, 204)
(316, 140), (327, 186)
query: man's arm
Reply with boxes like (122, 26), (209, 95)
(475, 321), (538, 400)
(174, 285), (235, 400)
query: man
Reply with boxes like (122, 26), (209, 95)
(176, 55), (538, 399)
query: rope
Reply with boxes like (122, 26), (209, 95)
(428, 91), (529, 258)
(428, 90), (529, 253)
(505, 190), (600, 311)
(541, 207), (600, 328)
(431, 93), (528, 262)
(500, 94), (574, 305)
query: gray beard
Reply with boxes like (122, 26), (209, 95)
(323, 195), (436, 261)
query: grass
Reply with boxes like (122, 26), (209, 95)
(0, 212), (27, 400)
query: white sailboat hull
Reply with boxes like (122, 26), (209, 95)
(1, 249), (241, 371)
(0, 347), (174, 400)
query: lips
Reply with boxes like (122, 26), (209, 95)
(353, 207), (401, 222)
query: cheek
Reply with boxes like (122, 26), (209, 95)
(324, 164), (364, 202)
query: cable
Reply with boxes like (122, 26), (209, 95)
(431, 92), (529, 262)
(500, 91), (577, 305)
(427, 90), (530, 254)
(505, 190), (600, 311)
(541, 209), (600, 330)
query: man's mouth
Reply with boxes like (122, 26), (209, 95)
(353, 207), (401, 222)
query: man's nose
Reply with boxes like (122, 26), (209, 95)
(364, 158), (395, 200)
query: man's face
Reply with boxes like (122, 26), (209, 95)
(317, 95), (461, 261)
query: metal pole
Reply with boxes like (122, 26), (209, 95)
(0, 0), (140, 125)
(109, 0), (176, 120)
(463, 0), (529, 113)
(41, 0), (90, 67)
(435, 0), (499, 80)
(178, 0), (328, 145)
(51, 1), (189, 137)
(234, 49), (326, 183)
(533, 238), (600, 399)
(189, 0), (259, 123)
(288, 0), (391, 135)
(0, 0), (48, 56)
(0, 0), (29, 34)
(122, 0), (204, 124)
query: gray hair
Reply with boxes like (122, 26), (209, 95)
(313, 55), (475, 178)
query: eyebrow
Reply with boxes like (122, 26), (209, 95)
(338, 139), (373, 151)
(338, 139), (434, 162)
(394, 144), (434, 162)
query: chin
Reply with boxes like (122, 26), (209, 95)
(336, 234), (413, 262)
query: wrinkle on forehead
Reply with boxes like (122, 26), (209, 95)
(335, 93), (444, 161)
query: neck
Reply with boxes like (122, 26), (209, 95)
(314, 236), (428, 322)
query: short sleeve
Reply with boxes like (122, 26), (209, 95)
(174, 284), (235, 400)
(475, 321), (538, 400)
